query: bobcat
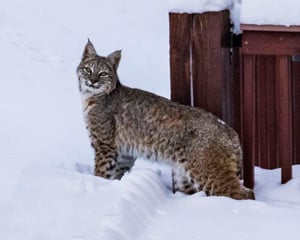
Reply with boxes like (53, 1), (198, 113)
(77, 40), (255, 200)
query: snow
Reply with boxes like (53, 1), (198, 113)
(169, 0), (300, 32)
(240, 0), (300, 27)
(1, 0), (300, 240)
(168, 0), (237, 14)
(3, 163), (300, 240)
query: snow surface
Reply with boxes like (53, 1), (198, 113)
(1, 0), (300, 240)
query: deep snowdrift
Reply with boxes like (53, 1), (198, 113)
(3, 162), (300, 240)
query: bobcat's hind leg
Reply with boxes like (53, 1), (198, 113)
(191, 150), (255, 200)
(210, 178), (255, 200)
(172, 166), (197, 194)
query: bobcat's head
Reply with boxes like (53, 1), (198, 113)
(77, 40), (121, 98)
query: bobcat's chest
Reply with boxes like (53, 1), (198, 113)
(82, 97), (97, 128)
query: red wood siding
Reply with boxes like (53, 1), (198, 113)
(255, 56), (278, 169)
(169, 11), (231, 121)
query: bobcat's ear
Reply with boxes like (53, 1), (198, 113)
(107, 50), (122, 70)
(82, 39), (97, 61)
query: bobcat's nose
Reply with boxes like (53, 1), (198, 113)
(84, 78), (100, 88)
(90, 77), (98, 83)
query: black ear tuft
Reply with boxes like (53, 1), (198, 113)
(107, 50), (122, 70)
(82, 39), (97, 61)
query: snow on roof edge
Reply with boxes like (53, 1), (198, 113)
(167, 0), (238, 13)
(240, 0), (300, 28)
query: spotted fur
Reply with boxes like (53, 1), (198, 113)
(76, 40), (255, 200)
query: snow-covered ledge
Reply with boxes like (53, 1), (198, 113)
(240, 0), (300, 27)
(168, 0), (237, 13)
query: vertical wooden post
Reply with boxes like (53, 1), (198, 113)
(292, 59), (300, 165)
(241, 55), (256, 189)
(276, 56), (293, 183)
(169, 13), (192, 106)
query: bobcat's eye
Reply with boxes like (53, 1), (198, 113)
(99, 71), (108, 77)
(83, 67), (92, 75)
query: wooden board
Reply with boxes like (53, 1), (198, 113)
(242, 31), (300, 55)
(241, 24), (300, 33)
(191, 11), (230, 119)
(275, 56), (293, 183)
(241, 55), (256, 189)
(169, 13), (192, 106)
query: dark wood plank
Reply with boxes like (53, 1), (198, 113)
(242, 31), (300, 55)
(275, 56), (293, 183)
(241, 55), (256, 189)
(169, 13), (192, 106)
(191, 10), (230, 119)
(256, 56), (267, 168)
(264, 57), (278, 169)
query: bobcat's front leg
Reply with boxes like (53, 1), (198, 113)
(94, 143), (121, 179)
(94, 145), (134, 180)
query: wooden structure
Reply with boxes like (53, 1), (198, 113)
(169, 11), (300, 189)
(169, 11), (232, 121)
(240, 24), (300, 188)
